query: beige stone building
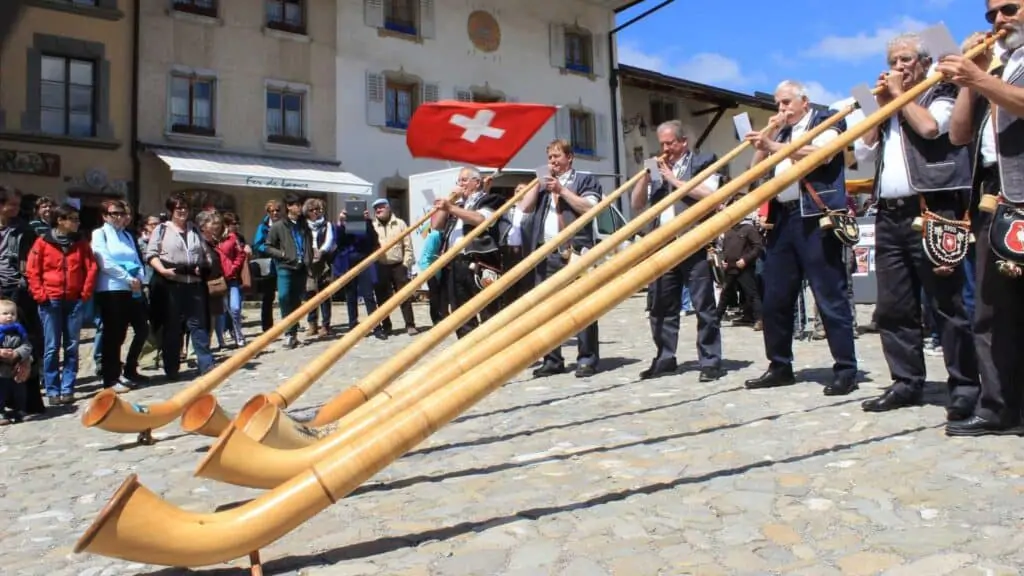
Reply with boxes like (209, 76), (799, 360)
(0, 0), (134, 225)
(136, 0), (369, 233)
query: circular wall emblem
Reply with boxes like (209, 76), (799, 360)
(468, 10), (500, 52)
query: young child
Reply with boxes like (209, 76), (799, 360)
(0, 299), (33, 426)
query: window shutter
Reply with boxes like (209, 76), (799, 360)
(364, 0), (384, 28)
(365, 70), (386, 127)
(454, 86), (473, 102)
(594, 112), (609, 158)
(549, 23), (565, 69)
(592, 32), (607, 77)
(419, 0), (435, 39)
(422, 82), (440, 103)
(554, 106), (571, 141)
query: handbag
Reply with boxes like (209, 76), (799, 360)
(913, 196), (972, 276)
(207, 276), (228, 297)
(801, 181), (860, 246)
(988, 201), (1024, 278)
(239, 253), (253, 291)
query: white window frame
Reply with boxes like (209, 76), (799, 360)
(553, 105), (608, 160)
(365, 69), (438, 132)
(363, 0), (435, 40)
(549, 23), (606, 79)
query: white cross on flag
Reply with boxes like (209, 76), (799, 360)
(406, 101), (558, 169)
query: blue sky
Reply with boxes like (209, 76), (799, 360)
(615, 0), (987, 105)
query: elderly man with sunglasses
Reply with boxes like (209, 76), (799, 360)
(936, 0), (1024, 436)
(852, 33), (979, 421)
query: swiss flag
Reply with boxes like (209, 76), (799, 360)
(406, 101), (558, 169)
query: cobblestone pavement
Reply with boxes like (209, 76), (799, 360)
(1, 295), (1023, 576)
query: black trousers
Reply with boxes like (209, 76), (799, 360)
(972, 207), (1024, 424)
(426, 275), (448, 326)
(716, 267), (761, 321)
(96, 291), (150, 386)
(373, 263), (416, 331)
(534, 252), (598, 369)
(648, 250), (722, 369)
(762, 205), (857, 379)
(259, 274), (276, 332)
(444, 256), (502, 339)
(874, 196), (978, 398)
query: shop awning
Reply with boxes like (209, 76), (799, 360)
(150, 147), (373, 196)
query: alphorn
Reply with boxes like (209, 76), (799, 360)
(192, 112), (841, 486)
(75, 37), (999, 568)
(212, 143), (757, 452)
(178, 179), (539, 442)
(78, 195), (445, 443)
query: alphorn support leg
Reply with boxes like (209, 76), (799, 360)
(249, 551), (263, 576)
(136, 429), (155, 446)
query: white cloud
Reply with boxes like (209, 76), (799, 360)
(801, 81), (845, 106)
(800, 16), (932, 63)
(618, 43), (763, 88)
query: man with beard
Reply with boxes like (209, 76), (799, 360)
(854, 33), (980, 421)
(430, 167), (508, 338)
(939, 2), (1024, 436)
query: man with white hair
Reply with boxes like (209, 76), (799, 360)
(938, 0), (1024, 436)
(742, 80), (858, 396)
(431, 166), (508, 338)
(630, 119), (725, 382)
(854, 33), (978, 420)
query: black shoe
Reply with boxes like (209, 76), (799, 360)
(639, 359), (677, 380)
(861, 388), (922, 412)
(744, 369), (796, 389)
(945, 415), (1024, 437)
(532, 363), (565, 378)
(575, 365), (596, 378)
(945, 396), (975, 422)
(699, 366), (725, 382)
(823, 375), (858, 396)
(123, 370), (151, 385)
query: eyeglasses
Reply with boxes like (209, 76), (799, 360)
(986, 3), (1020, 23)
(107, 211), (125, 216)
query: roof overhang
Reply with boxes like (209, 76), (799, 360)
(147, 147), (373, 196)
(619, 65), (777, 111)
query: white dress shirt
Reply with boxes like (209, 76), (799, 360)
(773, 111), (841, 203)
(853, 99), (954, 199)
(981, 48), (1024, 167)
(646, 152), (722, 226)
(445, 190), (492, 250)
(542, 169), (595, 242)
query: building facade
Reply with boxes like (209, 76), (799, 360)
(136, 0), (370, 232)
(0, 0), (134, 224)
(338, 0), (634, 222)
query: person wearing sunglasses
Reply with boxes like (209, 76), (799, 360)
(91, 199), (150, 392)
(938, 0), (1024, 437)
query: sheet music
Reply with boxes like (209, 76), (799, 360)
(732, 112), (753, 139)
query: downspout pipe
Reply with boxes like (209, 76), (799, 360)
(609, 0), (676, 211)
(129, 0), (141, 214)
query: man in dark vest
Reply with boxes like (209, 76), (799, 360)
(629, 120), (725, 382)
(939, 6), (1024, 436)
(854, 33), (979, 420)
(519, 139), (603, 378)
(742, 80), (859, 395)
(430, 166), (508, 339)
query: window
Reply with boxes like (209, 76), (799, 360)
(384, 0), (416, 35)
(39, 55), (95, 138)
(595, 206), (627, 237)
(385, 81), (416, 130)
(266, 88), (306, 145)
(650, 98), (677, 127)
(173, 0), (217, 18)
(170, 75), (215, 135)
(564, 30), (593, 74)
(570, 110), (595, 157)
(266, 0), (305, 34)
(453, 87), (505, 103)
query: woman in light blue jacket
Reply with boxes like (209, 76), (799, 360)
(91, 199), (149, 391)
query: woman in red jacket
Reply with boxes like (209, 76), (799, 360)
(25, 204), (97, 406)
(214, 212), (247, 348)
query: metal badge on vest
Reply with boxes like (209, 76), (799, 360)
(799, 180), (860, 245)
(911, 195), (972, 275)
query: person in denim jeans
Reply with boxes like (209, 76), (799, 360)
(264, 193), (313, 349)
(214, 212), (248, 348)
(25, 204), (97, 406)
(334, 209), (384, 338)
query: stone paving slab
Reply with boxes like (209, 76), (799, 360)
(1, 295), (1022, 576)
